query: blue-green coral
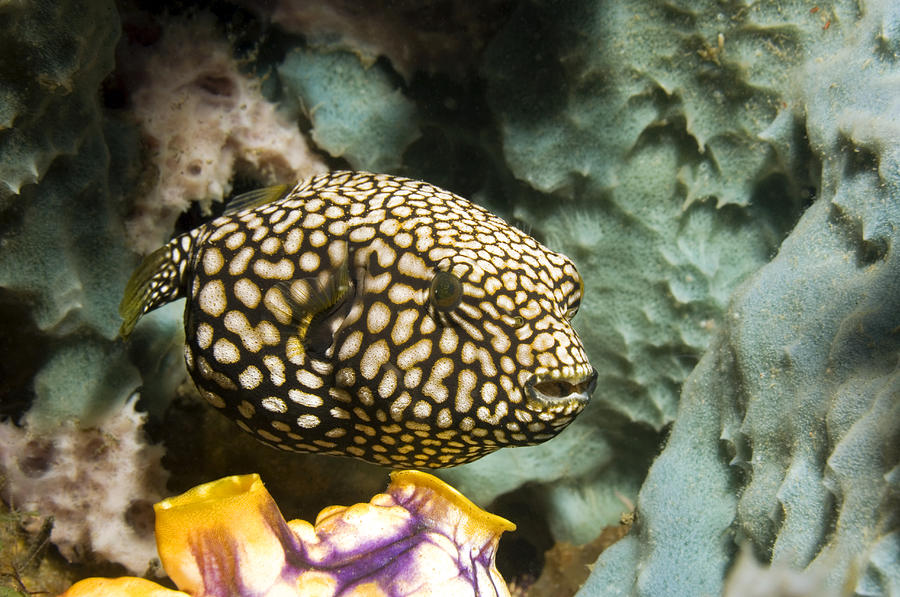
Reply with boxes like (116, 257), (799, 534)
(581, 0), (900, 594)
(279, 50), (420, 172)
(441, 0), (809, 542)
(2, 0), (898, 590)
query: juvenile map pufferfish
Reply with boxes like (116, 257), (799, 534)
(120, 171), (597, 468)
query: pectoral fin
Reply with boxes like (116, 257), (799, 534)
(273, 257), (352, 357)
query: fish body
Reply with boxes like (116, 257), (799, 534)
(121, 171), (596, 468)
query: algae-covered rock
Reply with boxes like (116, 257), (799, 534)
(581, 0), (900, 592)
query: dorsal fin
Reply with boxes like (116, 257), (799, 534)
(223, 184), (290, 215)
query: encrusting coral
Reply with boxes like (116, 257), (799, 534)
(62, 470), (515, 597)
(278, 50), (420, 172)
(580, 0), (900, 593)
(0, 397), (167, 575)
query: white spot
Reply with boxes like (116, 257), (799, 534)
(327, 240), (348, 267)
(413, 400), (432, 419)
(439, 327), (458, 354)
(289, 389), (324, 408)
(379, 218), (400, 236)
(397, 339), (432, 370)
(297, 369), (324, 389)
(253, 258), (294, 279)
(339, 330), (363, 360)
(239, 366), (263, 389)
(213, 338), (240, 364)
(378, 368), (398, 398)
(395, 232), (413, 248)
(328, 220), (348, 236)
(403, 367), (422, 389)
(388, 283), (416, 304)
(455, 369), (477, 413)
(436, 408), (453, 428)
(260, 237), (281, 255)
(263, 355), (286, 386)
(396, 252), (429, 279)
(229, 247), (254, 276)
(225, 232), (246, 250)
(422, 357), (452, 403)
(273, 210), (302, 234)
(251, 226), (269, 242)
(199, 280), (227, 317)
(349, 225), (376, 243)
(303, 213), (325, 228)
(202, 248), (224, 275)
(196, 323), (214, 349)
(299, 251), (320, 272)
(360, 340), (390, 380)
(482, 382), (498, 404)
(390, 392), (412, 420)
(391, 309), (419, 346)
(367, 301), (392, 334)
(310, 230), (327, 247)
(209, 221), (239, 242)
(297, 414), (321, 428)
(261, 397), (287, 413)
(234, 278), (261, 309)
(284, 228), (303, 254)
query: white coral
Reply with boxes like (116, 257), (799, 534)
(126, 18), (326, 253)
(0, 396), (167, 574)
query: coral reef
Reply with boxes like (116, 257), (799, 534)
(123, 16), (326, 253)
(580, 1), (900, 592)
(0, 397), (167, 574)
(440, 0), (809, 542)
(1, 0), (898, 592)
(62, 471), (515, 596)
(278, 49), (420, 172)
(0, 1), (184, 577)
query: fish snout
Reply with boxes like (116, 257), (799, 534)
(524, 368), (597, 413)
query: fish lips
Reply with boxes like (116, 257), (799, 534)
(524, 368), (597, 413)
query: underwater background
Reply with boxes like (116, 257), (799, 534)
(0, 0), (897, 595)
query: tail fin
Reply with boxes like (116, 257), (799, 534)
(119, 232), (194, 338)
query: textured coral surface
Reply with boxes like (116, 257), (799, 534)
(581, 0), (900, 593)
(0, 397), (167, 574)
(1, 0), (898, 594)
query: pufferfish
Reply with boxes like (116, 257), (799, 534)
(120, 171), (596, 468)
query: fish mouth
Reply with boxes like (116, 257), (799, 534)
(524, 368), (597, 412)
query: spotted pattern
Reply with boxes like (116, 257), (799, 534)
(125, 171), (595, 468)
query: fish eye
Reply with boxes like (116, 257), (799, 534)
(430, 271), (463, 312)
(565, 305), (579, 320)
